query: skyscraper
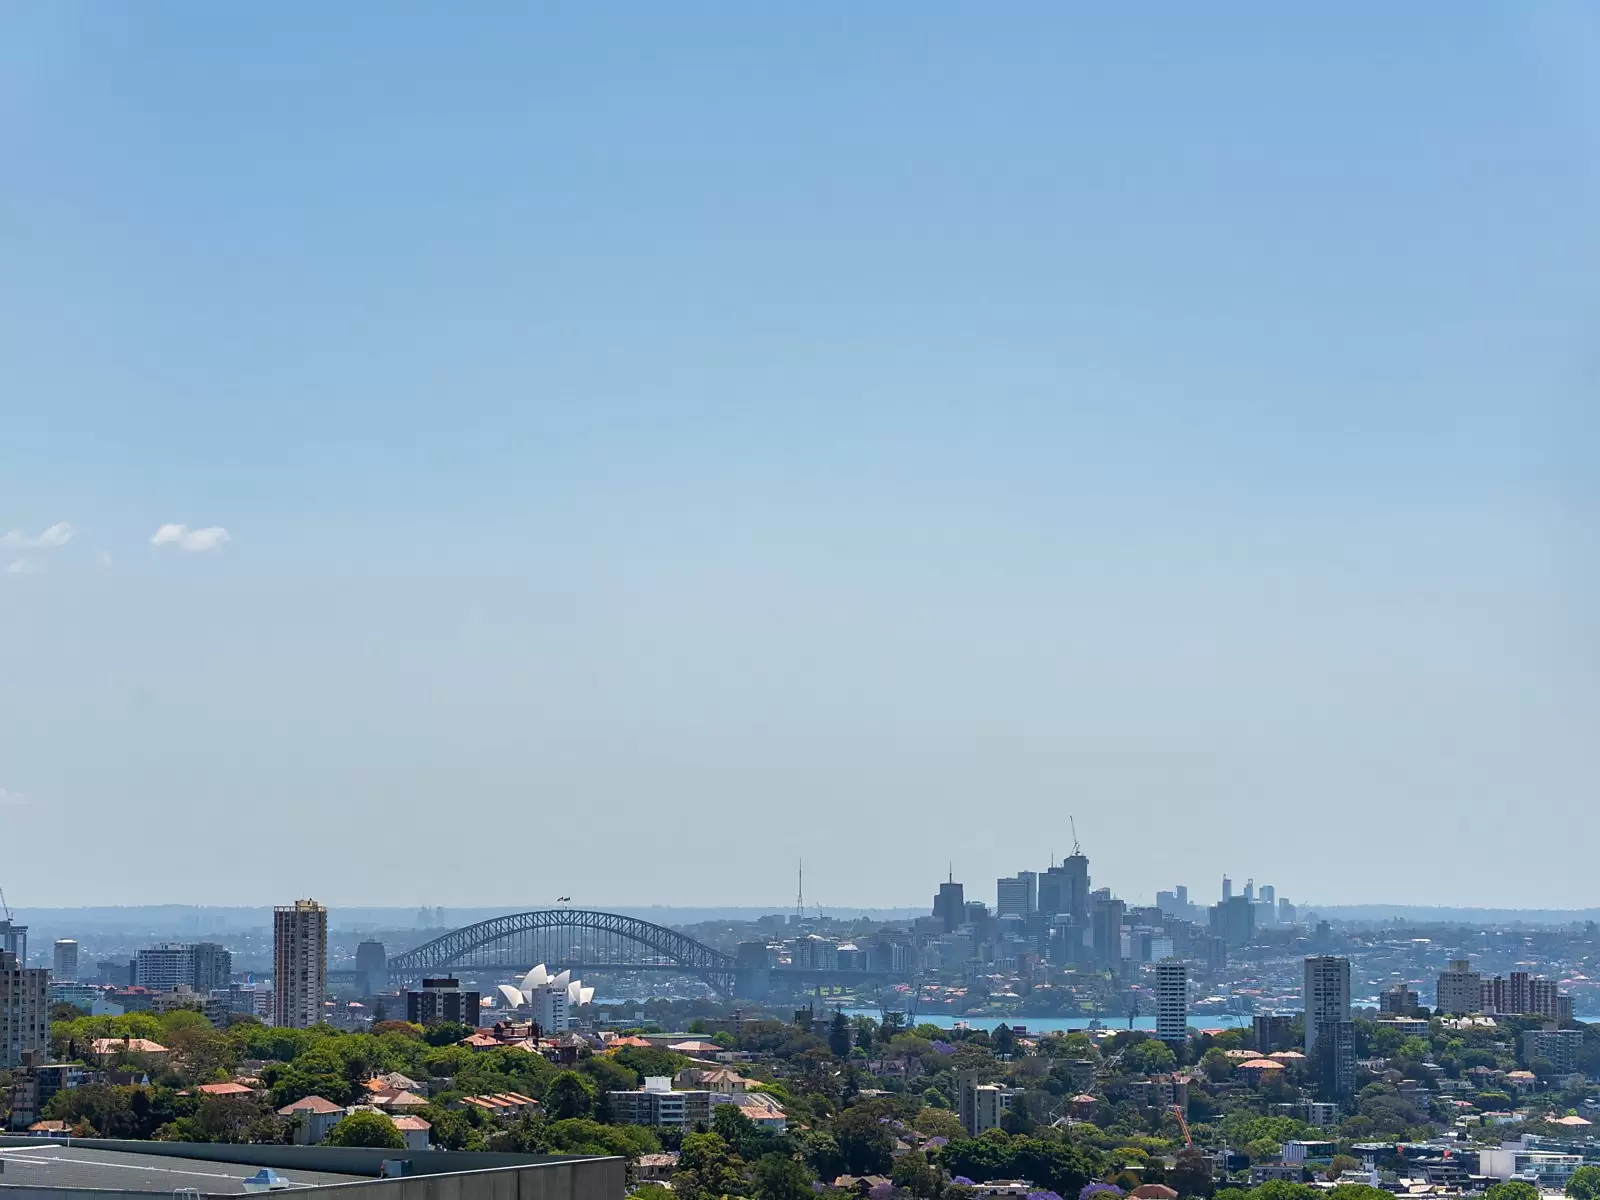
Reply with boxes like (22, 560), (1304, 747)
(355, 940), (389, 996)
(1091, 896), (1125, 964)
(273, 899), (328, 1029)
(52, 940), (79, 983)
(1156, 957), (1187, 1045)
(996, 872), (1037, 917)
(1062, 852), (1090, 923)
(1305, 956), (1354, 1100)
(933, 876), (965, 934)
(1221, 876), (1232, 902)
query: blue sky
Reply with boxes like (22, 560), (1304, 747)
(3, 4), (1598, 909)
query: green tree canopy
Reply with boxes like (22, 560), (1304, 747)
(324, 1111), (404, 1149)
(1566, 1166), (1600, 1200)
(545, 1071), (595, 1121)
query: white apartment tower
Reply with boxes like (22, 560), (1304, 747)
(273, 899), (328, 1029)
(53, 939), (79, 983)
(1156, 956), (1188, 1044)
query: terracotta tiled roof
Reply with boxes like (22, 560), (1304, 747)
(278, 1095), (345, 1116)
(196, 1082), (257, 1097)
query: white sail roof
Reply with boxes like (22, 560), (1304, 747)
(521, 964), (549, 991)
(496, 984), (525, 1008)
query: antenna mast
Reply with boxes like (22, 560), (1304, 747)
(796, 860), (804, 920)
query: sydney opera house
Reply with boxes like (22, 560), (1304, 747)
(495, 964), (595, 1031)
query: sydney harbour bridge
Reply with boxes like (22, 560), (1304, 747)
(335, 908), (900, 999)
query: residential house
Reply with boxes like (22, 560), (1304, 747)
(277, 1096), (346, 1145)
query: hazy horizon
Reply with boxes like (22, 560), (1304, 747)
(4, 5), (1598, 910)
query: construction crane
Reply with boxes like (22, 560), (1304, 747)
(1069, 815), (1081, 857)
(1171, 1104), (1192, 1147)
(0, 884), (11, 922)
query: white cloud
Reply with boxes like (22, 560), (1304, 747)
(6, 558), (36, 575)
(0, 787), (30, 807)
(99, 550), (113, 567)
(151, 523), (231, 552)
(0, 521), (75, 549)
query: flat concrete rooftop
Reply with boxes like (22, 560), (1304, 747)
(0, 1144), (364, 1193)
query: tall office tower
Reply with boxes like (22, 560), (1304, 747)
(933, 874), (966, 934)
(996, 872), (1037, 917)
(1156, 957), (1188, 1045)
(1305, 956), (1354, 1099)
(355, 940), (389, 995)
(273, 899), (328, 1029)
(1062, 852), (1090, 923)
(1091, 896), (1125, 964)
(52, 940), (79, 983)
(1259, 885), (1275, 907)
(0, 950), (50, 1067)
(1175, 884), (1189, 911)
(1209, 896), (1256, 949)
(1243, 879), (1254, 902)
(1038, 868), (1065, 917)
(1221, 876), (1232, 902)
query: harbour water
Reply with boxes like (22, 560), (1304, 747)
(840, 1009), (1250, 1034)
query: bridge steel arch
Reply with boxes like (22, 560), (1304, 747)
(386, 909), (739, 996)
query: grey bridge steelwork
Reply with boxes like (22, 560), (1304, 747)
(386, 909), (740, 996)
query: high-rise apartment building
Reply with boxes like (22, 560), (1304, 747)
(1253, 1012), (1295, 1053)
(135, 945), (191, 990)
(1380, 983), (1421, 1017)
(190, 943), (232, 992)
(273, 899), (328, 1029)
(1480, 972), (1569, 1019)
(1305, 956), (1354, 1100)
(52, 940), (79, 983)
(406, 977), (481, 1027)
(1522, 1029), (1583, 1075)
(135, 942), (232, 992)
(1436, 959), (1481, 1015)
(1156, 957), (1187, 1045)
(1, 950), (50, 1068)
